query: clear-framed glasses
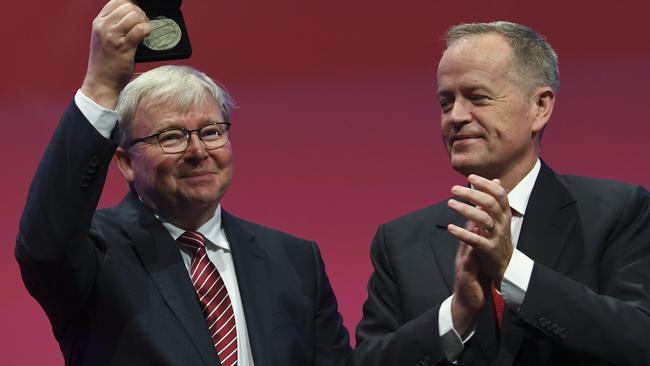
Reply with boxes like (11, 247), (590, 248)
(127, 122), (231, 154)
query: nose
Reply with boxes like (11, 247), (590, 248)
(445, 99), (472, 126)
(184, 133), (208, 159)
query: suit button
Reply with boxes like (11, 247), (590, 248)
(89, 155), (100, 168)
(538, 316), (549, 327)
(416, 355), (430, 365)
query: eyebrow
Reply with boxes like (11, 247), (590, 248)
(437, 84), (495, 98)
(152, 119), (226, 133)
(463, 85), (494, 94)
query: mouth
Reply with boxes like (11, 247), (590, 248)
(179, 171), (216, 179)
(449, 135), (482, 145)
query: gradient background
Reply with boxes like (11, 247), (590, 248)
(2, 0), (649, 364)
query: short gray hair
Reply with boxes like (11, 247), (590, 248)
(115, 65), (234, 146)
(445, 21), (559, 94)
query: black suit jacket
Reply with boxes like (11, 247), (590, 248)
(16, 102), (352, 366)
(353, 161), (650, 366)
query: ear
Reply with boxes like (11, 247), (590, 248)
(115, 147), (135, 184)
(531, 87), (555, 135)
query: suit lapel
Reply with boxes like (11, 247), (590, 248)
(118, 193), (221, 366)
(499, 162), (577, 365)
(516, 162), (577, 276)
(222, 211), (273, 366)
(433, 206), (465, 291)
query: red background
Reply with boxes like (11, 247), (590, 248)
(2, 0), (649, 364)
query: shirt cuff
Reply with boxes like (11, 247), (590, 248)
(438, 295), (475, 362)
(500, 248), (534, 311)
(74, 89), (118, 139)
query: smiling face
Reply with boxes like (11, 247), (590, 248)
(437, 33), (553, 188)
(115, 96), (233, 228)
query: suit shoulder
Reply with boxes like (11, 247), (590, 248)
(93, 205), (126, 229)
(94, 205), (120, 220)
(227, 213), (314, 246)
(382, 201), (449, 229)
(560, 175), (649, 202)
(88, 206), (132, 247)
(226, 213), (324, 269)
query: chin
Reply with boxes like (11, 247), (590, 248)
(190, 186), (230, 204)
(176, 188), (216, 204)
(450, 156), (486, 177)
(451, 155), (474, 171)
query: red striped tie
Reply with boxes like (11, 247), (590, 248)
(178, 231), (238, 366)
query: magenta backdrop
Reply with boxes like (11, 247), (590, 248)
(2, 0), (649, 364)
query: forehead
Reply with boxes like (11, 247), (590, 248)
(133, 97), (224, 132)
(437, 34), (515, 91)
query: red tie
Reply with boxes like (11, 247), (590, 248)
(491, 283), (504, 331)
(178, 231), (238, 366)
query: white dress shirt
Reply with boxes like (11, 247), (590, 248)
(74, 90), (255, 365)
(161, 208), (254, 366)
(439, 159), (540, 361)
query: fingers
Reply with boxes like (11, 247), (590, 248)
(98, 0), (129, 17)
(455, 241), (476, 271)
(447, 175), (511, 233)
(97, 2), (150, 48)
(448, 221), (513, 283)
(450, 178), (508, 215)
(108, 3), (149, 31)
(468, 175), (509, 212)
(447, 198), (494, 232)
(448, 223), (490, 250)
(452, 243), (486, 334)
(118, 12), (152, 47)
(98, 0), (139, 18)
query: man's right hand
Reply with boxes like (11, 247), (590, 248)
(81, 0), (151, 110)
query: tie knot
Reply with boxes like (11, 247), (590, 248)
(178, 231), (206, 253)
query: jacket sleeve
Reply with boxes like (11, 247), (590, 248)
(15, 101), (117, 341)
(352, 224), (452, 366)
(517, 185), (650, 365)
(311, 242), (354, 366)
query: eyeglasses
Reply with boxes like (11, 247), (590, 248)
(127, 122), (231, 154)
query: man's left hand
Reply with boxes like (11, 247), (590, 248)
(446, 174), (513, 284)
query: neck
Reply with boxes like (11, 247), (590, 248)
(460, 150), (539, 193)
(163, 207), (216, 231)
(137, 193), (218, 231)
(493, 155), (539, 193)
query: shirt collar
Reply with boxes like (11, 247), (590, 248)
(159, 204), (231, 251)
(508, 159), (541, 217)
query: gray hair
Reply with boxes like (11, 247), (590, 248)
(115, 65), (234, 146)
(445, 21), (559, 94)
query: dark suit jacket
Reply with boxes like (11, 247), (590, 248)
(16, 102), (352, 366)
(353, 161), (650, 366)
